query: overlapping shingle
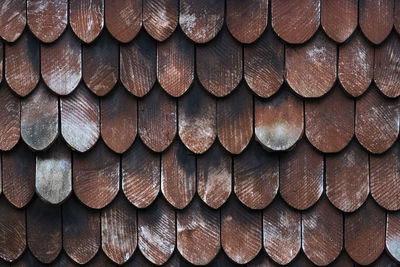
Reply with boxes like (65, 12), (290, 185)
(1, 1), (400, 266)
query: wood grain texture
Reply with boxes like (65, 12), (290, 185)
(271, 0), (320, 44)
(197, 143), (231, 209)
(161, 140), (195, 209)
(120, 31), (156, 97)
(302, 195), (343, 266)
(138, 197), (175, 265)
(326, 140), (369, 212)
(143, 0), (178, 41)
(0, 0), (25, 42)
(222, 197), (261, 264)
(122, 140), (160, 208)
(263, 197), (301, 265)
(73, 140), (119, 209)
(217, 84), (252, 154)
(177, 197), (220, 265)
(370, 142), (400, 210)
(286, 31), (337, 97)
(86, 251), (116, 267)
(374, 33), (400, 98)
(27, 197), (62, 264)
(157, 30), (194, 97)
(2, 142), (35, 208)
(138, 84), (176, 152)
(395, 0), (400, 34)
(255, 87), (303, 151)
(234, 141), (278, 209)
(101, 84), (137, 154)
(5, 31), (39, 97)
(387, 212), (400, 262)
(36, 138), (72, 205)
(63, 196), (100, 265)
(305, 86), (354, 153)
(280, 139), (323, 210)
(50, 252), (79, 267)
(197, 27), (242, 97)
(355, 85), (399, 153)
(345, 198), (385, 265)
(83, 32), (118, 96)
(178, 82), (216, 154)
(179, 0), (224, 43)
(69, 0), (104, 43)
(105, 0), (141, 43)
(359, 0), (394, 44)
(321, 0), (357, 43)
(101, 194), (137, 265)
(27, 0), (67, 43)
(244, 28), (284, 98)
(338, 31), (374, 97)
(0, 84), (20, 151)
(0, 197), (25, 262)
(226, 0), (268, 44)
(61, 84), (100, 152)
(21, 83), (58, 151)
(41, 29), (81, 95)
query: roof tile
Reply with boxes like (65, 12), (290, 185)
(271, 0), (320, 44)
(321, 0), (357, 43)
(226, 0), (268, 44)
(21, 83), (58, 151)
(14, 249), (46, 267)
(344, 198), (385, 265)
(263, 197), (301, 265)
(104, 0), (141, 43)
(197, 142), (231, 209)
(0, 0), (25, 42)
(5, 31), (39, 97)
(355, 85), (399, 153)
(286, 31), (337, 98)
(35, 138), (72, 205)
(0, 84), (20, 151)
(386, 211), (400, 262)
(82, 31), (118, 96)
(60, 84), (100, 152)
(197, 27), (242, 97)
(338, 31), (374, 97)
(233, 141), (279, 210)
(325, 140), (369, 212)
(0, 197), (25, 262)
(161, 140), (195, 209)
(41, 29), (81, 95)
(69, 0), (104, 43)
(27, 0), (67, 43)
(122, 140), (160, 209)
(359, 0), (394, 45)
(138, 84), (176, 152)
(143, 0), (178, 42)
(120, 30), (156, 97)
(100, 84), (137, 154)
(280, 139), (323, 210)
(244, 28), (284, 98)
(302, 195), (343, 266)
(27, 197), (62, 264)
(216, 84), (252, 154)
(177, 197), (220, 265)
(255, 87), (303, 151)
(157, 29), (194, 97)
(221, 196), (262, 264)
(62, 196), (100, 265)
(178, 82), (216, 154)
(2, 142), (35, 208)
(101, 194), (137, 265)
(73, 140), (119, 209)
(305, 85), (354, 153)
(138, 197), (175, 265)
